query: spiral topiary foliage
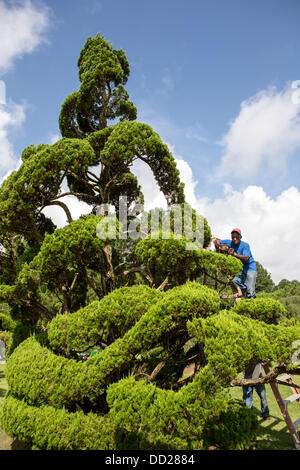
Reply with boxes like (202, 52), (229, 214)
(1, 282), (299, 450)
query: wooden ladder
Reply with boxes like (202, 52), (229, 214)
(263, 364), (300, 450)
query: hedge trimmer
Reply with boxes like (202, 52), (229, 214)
(216, 244), (231, 255)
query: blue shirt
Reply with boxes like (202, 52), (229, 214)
(220, 239), (256, 272)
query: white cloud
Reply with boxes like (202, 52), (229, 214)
(0, 0), (51, 178)
(214, 84), (300, 180)
(130, 142), (198, 211)
(0, 100), (25, 175)
(0, 0), (51, 75)
(41, 196), (92, 229)
(131, 159), (168, 211)
(48, 133), (61, 145)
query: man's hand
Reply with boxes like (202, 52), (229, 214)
(228, 247), (235, 256)
(212, 237), (220, 247)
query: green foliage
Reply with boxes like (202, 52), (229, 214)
(135, 239), (242, 289)
(278, 296), (300, 321)
(197, 250), (242, 279)
(257, 279), (300, 320)
(2, 279), (299, 449)
(135, 237), (203, 288)
(0, 312), (17, 353)
(0, 139), (95, 239)
(47, 285), (162, 355)
(201, 400), (258, 450)
(231, 297), (288, 324)
(106, 372), (253, 450)
(59, 34), (137, 138)
(0, 313), (16, 332)
(0, 394), (115, 450)
(98, 121), (185, 206)
(4, 283), (220, 409)
(0, 330), (13, 350)
(30, 215), (105, 283)
(188, 310), (300, 385)
(276, 279), (300, 293)
(255, 261), (275, 293)
(0, 285), (20, 304)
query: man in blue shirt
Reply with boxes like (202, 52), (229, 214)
(212, 228), (257, 299)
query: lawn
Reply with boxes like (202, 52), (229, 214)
(0, 362), (299, 450)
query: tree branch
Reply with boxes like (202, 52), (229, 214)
(230, 365), (300, 388)
(45, 200), (73, 223)
(87, 170), (99, 183)
(156, 276), (169, 291)
(123, 267), (154, 286)
(55, 192), (95, 200)
(149, 360), (167, 381)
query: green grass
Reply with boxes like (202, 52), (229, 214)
(229, 380), (300, 450)
(1, 363), (299, 450)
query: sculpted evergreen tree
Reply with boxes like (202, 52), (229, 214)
(0, 34), (187, 316)
(0, 34), (299, 450)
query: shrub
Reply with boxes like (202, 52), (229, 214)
(231, 297), (288, 324)
(48, 285), (162, 355)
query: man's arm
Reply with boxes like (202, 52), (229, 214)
(212, 237), (221, 248)
(229, 249), (249, 263)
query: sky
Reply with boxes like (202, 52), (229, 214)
(0, 0), (300, 283)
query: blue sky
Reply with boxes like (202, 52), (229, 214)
(1, 0), (300, 282)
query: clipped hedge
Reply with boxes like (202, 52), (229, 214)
(187, 310), (300, 384)
(231, 297), (288, 324)
(5, 283), (220, 408)
(1, 371), (257, 450)
(48, 285), (162, 354)
(0, 394), (115, 450)
(135, 240), (242, 286)
(106, 369), (258, 450)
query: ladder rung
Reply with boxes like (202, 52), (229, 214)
(294, 418), (300, 430)
(283, 394), (300, 406)
(277, 374), (292, 381)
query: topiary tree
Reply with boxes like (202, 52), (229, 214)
(0, 33), (299, 451)
(0, 34), (193, 324)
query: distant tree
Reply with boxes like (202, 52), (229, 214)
(276, 279), (300, 295)
(257, 278), (300, 320)
(255, 261), (275, 293)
